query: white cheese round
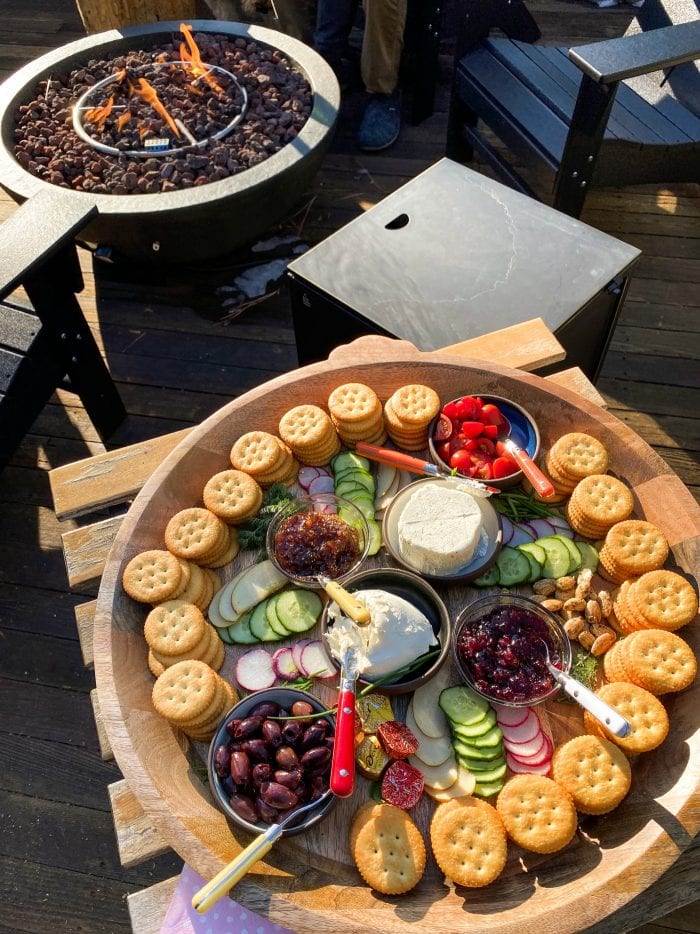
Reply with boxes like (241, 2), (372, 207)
(397, 484), (483, 575)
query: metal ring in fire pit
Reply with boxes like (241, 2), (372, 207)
(72, 61), (248, 159)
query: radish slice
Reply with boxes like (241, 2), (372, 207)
(519, 521), (540, 540)
(529, 518), (557, 539)
(298, 466), (321, 489)
(309, 475), (335, 495)
(235, 648), (276, 692)
(548, 515), (574, 538)
(272, 647), (299, 680)
(494, 705), (530, 728)
(291, 639), (313, 674)
(504, 730), (546, 759)
(500, 709), (541, 744)
(510, 735), (553, 766)
(509, 524), (535, 547)
(506, 752), (551, 775)
(300, 640), (336, 679)
(313, 501), (337, 514)
(500, 515), (514, 546)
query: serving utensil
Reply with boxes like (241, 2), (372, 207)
(355, 442), (496, 496)
(497, 416), (554, 498)
(538, 638), (631, 737)
(192, 789), (334, 914)
(330, 647), (360, 797)
(318, 576), (371, 626)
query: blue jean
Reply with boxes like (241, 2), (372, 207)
(314, 0), (407, 95)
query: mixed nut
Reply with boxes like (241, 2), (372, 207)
(532, 568), (616, 656)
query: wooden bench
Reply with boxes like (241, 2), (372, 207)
(47, 322), (695, 933)
(0, 190), (126, 470)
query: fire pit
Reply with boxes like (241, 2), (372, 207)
(0, 21), (339, 263)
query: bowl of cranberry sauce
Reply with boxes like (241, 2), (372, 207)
(428, 394), (539, 490)
(453, 594), (571, 706)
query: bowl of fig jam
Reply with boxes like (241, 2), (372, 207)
(453, 594), (571, 706)
(208, 687), (336, 834)
(266, 493), (370, 585)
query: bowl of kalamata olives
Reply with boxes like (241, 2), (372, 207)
(208, 687), (336, 835)
(453, 594), (571, 707)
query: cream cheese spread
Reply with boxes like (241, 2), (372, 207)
(397, 484), (483, 575)
(325, 588), (437, 678)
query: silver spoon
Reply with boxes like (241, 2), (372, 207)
(538, 638), (631, 738)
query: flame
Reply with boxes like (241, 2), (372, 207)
(179, 23), (223, 93)
(116, 110), (132, 133)
(129, 77), (181, 137)
(85, 95), (114, 130)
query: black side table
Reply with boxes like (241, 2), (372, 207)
(287, 158), (640, 381)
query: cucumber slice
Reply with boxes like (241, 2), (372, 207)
(517, 541), (547, 568)
(456, 754), (506, 773)
(217, 625), (235, 645)
(471, 724), (503, 748)
(228, 611), (257, 644)
(439, 686), (491, 726)
(473, 565), (500, 587)
(275, 589), (323, 633)
(471, 761), (507, 784)
(366, 519), (382, 556)
(535, 536), (572, 579)
(552, 534), (582, 573)
(575, 540), (599, 572)
(332, 452), (370, 474)
(249, 599), (282, 642)
(495, 546), (531, 586)
(474, 779), (505, 798)
(337, 472), (374, 494)
(451, 741), (503, 761)
(343, 495), (376, 520)
(517, 547), (543, 583)
(265, 594), (289, 637)
(451, 707), (497, 738)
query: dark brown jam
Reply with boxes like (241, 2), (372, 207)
(273, 512), (360, 580)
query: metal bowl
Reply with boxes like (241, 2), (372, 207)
(207, 687), (336, 835)
(428, 393), (540, 489)
(319, 566), (451, 695)
(452, 593), (572, 707)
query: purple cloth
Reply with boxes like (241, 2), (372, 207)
(160, 864), (293, 934)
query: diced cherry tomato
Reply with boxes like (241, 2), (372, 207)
(463, 439), (479, 453)
(495, 440), (508, 457)
(450, 449), (473, 472)
(442, 401), (460, 420)
(476, 438), (496, 457)
(454, 396), (481, 420)
(481, 424), (499, 439)
(480, 403), (506, 427)
(434, 414), (453, 441)
(474, 461), (493, 480)
(459, 420), (484, 438)
(437, 441), (451, 462)
(449, 433), (467, 455)
(493, 455), (517, 479)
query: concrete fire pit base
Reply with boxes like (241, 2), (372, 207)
(0, 21), (339, 263)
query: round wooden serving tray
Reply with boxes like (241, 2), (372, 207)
(93, 337), (700, 933)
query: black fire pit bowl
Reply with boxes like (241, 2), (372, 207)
(0, 21), (340, 264)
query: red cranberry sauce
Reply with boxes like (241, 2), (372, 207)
(456, 606), (562, 703)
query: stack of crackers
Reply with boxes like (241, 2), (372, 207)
(613, 569), (698, 634)
(598, 520), (670, 584)
(383, 384), (441, 451)
(583, 681), (670, 755)
(165, 507), (239, 571)
(551, 735), (631, 815)
(230, 430), (299, 487)
(566, 474), (634, 538)
(151, 659), (237, 741)
(278, 404), (341, 467)
(327, 382), (387, 447)
(122, 547), (219, 614)
(203, 469), (263, 524)
(544, 432), (608, 497)
(604, 628), (697, 695)
(144, 600), (224, 677)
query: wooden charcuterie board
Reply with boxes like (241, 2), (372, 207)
(93, 337), (700, 933)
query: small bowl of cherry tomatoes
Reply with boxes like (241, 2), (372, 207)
(428, 394), (540, 489)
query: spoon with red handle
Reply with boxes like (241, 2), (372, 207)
(330, 647), (360, 798)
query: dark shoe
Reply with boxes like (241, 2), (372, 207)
(357, 91), (401, 151)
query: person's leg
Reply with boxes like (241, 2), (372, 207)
(360, 0), (407, 95)
(356, 0), (407, 150)
(314, 0), (359, 66)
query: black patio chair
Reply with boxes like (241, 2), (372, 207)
(446, 0), (700, 217)
(0, 191), (126, 470)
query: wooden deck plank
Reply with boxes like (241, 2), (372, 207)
(107, 780), (171, 870)
(1, 1), (698, 931)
